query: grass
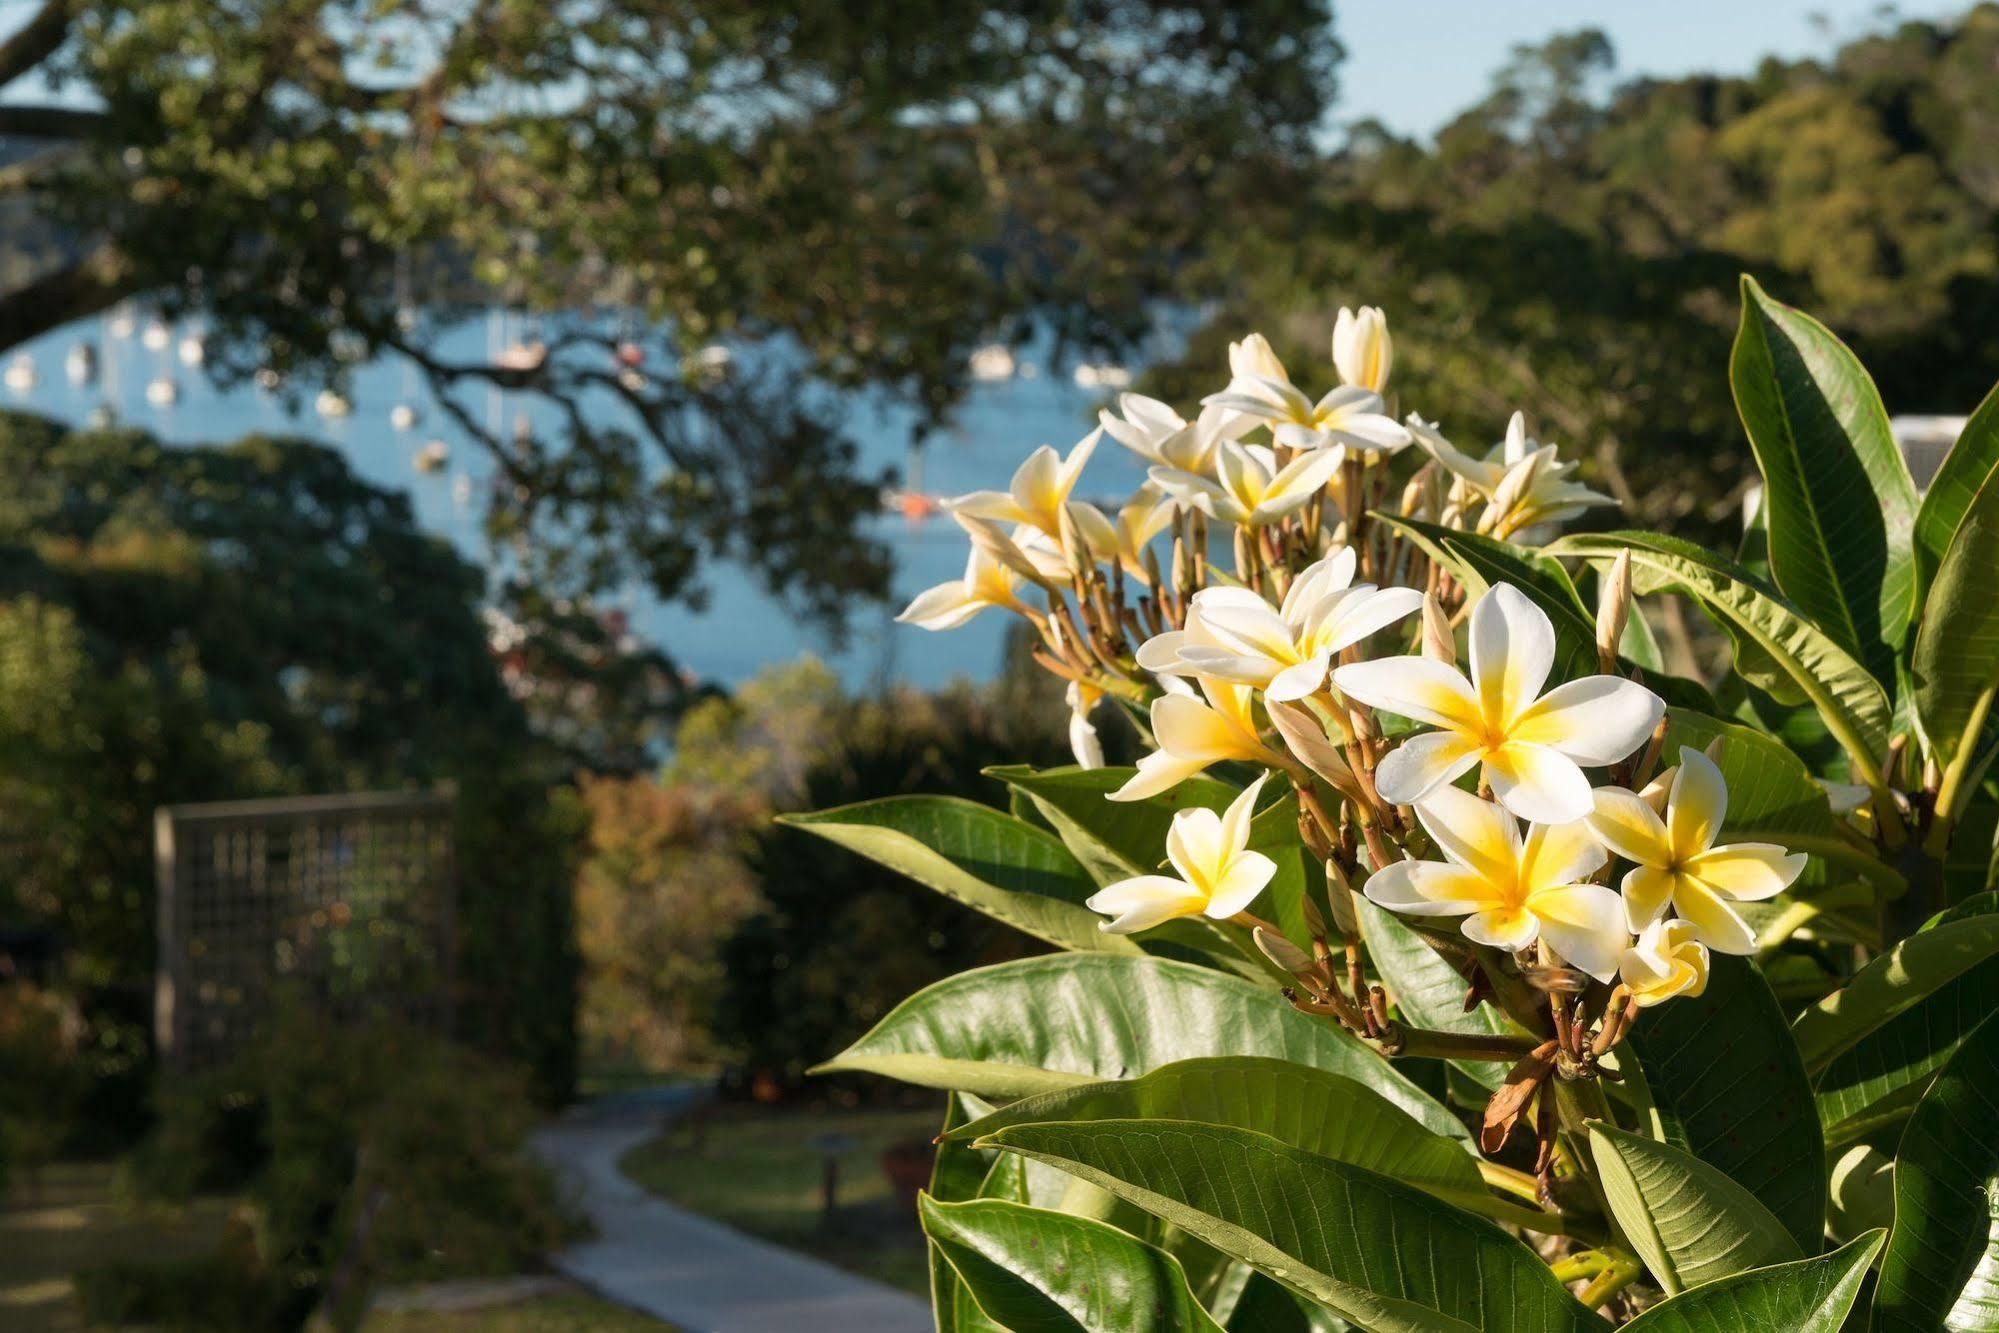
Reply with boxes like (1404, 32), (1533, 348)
(0, 1160), (235, 1333)
(362, 1287), (669, 1331)
(1, 1162), (668, 1332)
(618, 1103), (939, 1297)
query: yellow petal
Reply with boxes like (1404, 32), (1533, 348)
(1588, 786), (1672, 867)
(1468, 583), (1555, 726)
(1528, 882), (1628, 983)
(1667, 746), (1728, 859)
(1411, 785), (1518, 886)
(1672, 878), (1758, 955)
(1165, 807), (1226, 890)
(1087, 875), (1206, 933)
(1483, 741), (1593, 825)
(1683, 843), (1805, 903)
(1520, 819), (1606, 892)
(1110, 750), (1212, 802)
(1620, 865), (1677, 932)
(1206, 851), (1277, 918)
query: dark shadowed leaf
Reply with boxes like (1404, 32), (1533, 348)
(1618, 1232), (1884, 1333)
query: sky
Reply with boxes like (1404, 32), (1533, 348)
(1335, 1), (1974, 140)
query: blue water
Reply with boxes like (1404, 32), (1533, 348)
(5, 311), (1168, 688)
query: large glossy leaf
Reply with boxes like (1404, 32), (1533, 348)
(1552, 532), (1891, 783)
(1792, 915), (1999, 1071)
(1913, 379), (1999, 594)
(1730, 275), (1918, 679)
(1624, 955), (1825, 1252)
(920, 1196), (1224, 1333)
(1618, 1231), (1885, 1333)
(977, 1120), (1606, 1333)
(1383, 515), (1598, 679)
(1913, 457), (1999, 791)
(1359, 897), (1518, 1093)
(930, 1093), (1009, 1333)
(1813, 926), (1999, 1145)
(779, 797), (1132, 954)
(986, 764), (1237, 882)
(951, 1057), (1480, 1188)
(1588, 1124), (1801, 1296)
(1875, 1011), (1999, 1330)
(815, 953), (1458, 1136)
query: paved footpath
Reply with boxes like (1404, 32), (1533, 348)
(531, 1092), (932, 1333)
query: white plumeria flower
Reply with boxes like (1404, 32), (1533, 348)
(1068, 483), (1178, 583)
(1333, 583), (1664, 824)
(1099, 394), (1253, 475)
(1587, 747), (1807, 955)
(1066, 681), (1105, 769)
(1203, 380), (1411, 456)
(1112, 676), (1287, 802)
(1619, 917), (1710, 1008)
(1088, 776), (1275, 932)
(1228, 332), (1289, 385)
(1363, 784), (1627, 981)
(954, 513), (1069, 587)
(1136, 548), (1422, 702)
(1407, 411), (1610, 532)
(1332, 305), (1392, 394)
(949, 428), (1100, 538)
(1150, 440), (1344, 529)
(896, 542), (1028, 630)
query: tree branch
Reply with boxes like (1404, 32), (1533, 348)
(0, 246), (138, 353)
(0, 104), (106, 139)
(0, 0), (69, 90)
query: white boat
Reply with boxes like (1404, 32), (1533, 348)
(4, 353), (38, 392)
(389, 402), (422, 431)
(1072, 362), (1131, 390)
(145, 376), (179, 406)
(254, 367), (284, 392)
(141, 320), (171, 351)
(65, 343), (98, 384)
(315, 389), (352, 418)
(616, 368), (648, 392)
(107, 307), (137, 339)
(415, 440), (451, 473)
(176, 334), (205, 367)
(968, 344), (1015, 381)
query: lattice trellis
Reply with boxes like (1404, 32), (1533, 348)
(154, 790), (456, 1073)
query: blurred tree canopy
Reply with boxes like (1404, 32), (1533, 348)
(1148, 5), (1999, 535)
(0, 410), (582, 1128)
(0, 0), (1341, 627)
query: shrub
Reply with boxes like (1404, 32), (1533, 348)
(788, 286), (1999, 1327)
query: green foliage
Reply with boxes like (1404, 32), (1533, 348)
(1617, 1233), (1884, 1333)
(113, 1005), (576, 1331)
(1588, 1124), (1800, 1296)
(0, 410), (580, 1124)
(0, 0), (1341, 626)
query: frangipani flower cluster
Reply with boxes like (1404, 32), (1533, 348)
(897, 301), (1811, 1023)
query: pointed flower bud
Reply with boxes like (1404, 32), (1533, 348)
(1595, 548), (1631, 673)
(1421, 594), (1455, 667)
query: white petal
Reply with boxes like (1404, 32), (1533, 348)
(1205, 851), (1277, 918)
(1529, 883), (1628, 983)
(1283, 547), (1358, 618)
(1621, 866), (1678, 932)
(1684, 843), (1806, 903)
(1266, 654), (1332, 702)
(1469, 583), (1555, 725)
(1410, 784), (1519, 884)
(1318, 586), (1425, 654)
(1672, 879), (1758, 955)
(1166, 807), (1225, 886)
(1110, 750), (1212, 802)
(1463, 908), (1541, 952)
(1136, 629), (1194, 674)
(896, 581), (981, 630)
(1362, 860), (1490, 915)
(1484, 742), (1594, 825)
(1152, 694), (1242, 761)
(1521, 819), (1607, 891)
(1512, 676), (1665, 766)
(1331, 657), (1482, 731)
(1087, 875), (1205, 933)
(1376, 731), (1484, 806)
(1219, 774), (1268, 856)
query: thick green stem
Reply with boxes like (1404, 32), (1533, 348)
(1374, 1025), (1539, 1062)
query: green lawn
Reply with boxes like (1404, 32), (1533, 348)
(619, 1104), (939, 1296)
(363, 1288), (669, 1331)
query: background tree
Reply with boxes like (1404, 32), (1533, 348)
(0, 0), (1341, 630)
(1149, 6), (1999, 537)
(0, 409), (582, 1129)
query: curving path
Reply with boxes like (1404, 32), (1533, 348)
(531, 1092), (931, 1333)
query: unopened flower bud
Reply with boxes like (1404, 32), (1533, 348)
(1703, 735), (1728, 766)
(1324, 860), (1359, 936)
(1266, 701), (1365, 805)
(1421, 594), (1455, 667)
(1596, 549), (1632, 673)
(1253, 926), (1315, 977)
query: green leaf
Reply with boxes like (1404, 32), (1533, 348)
(986, 764), (1237, 883)
(1587, 1123), (1802, 1296)
(1382, 515), (1597, 678)
(1552, 532), (1891, 784)
(779, 797), (1133, 954)
(949, 1057), (1481, 1191)
(975, 1120), (1607, 1333)
(1813, 924), (1999, 1145)
(1618, 1231), (1885, 1333)
(1624, 955), (1825, 1252)
(1913, 379), (1999, 594)
(1913, 457), (1999, 798)
(1730, 274), (1918, 679)
(1359, 897), (1518, 1093)
(930, 1093), (1010, 1333)
(920, 1196), (1224, 1333)
(815, 954), (1458, 1137)
(1875, 1010), (1999, 1330)
(1792, 915), (1999, 1070)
